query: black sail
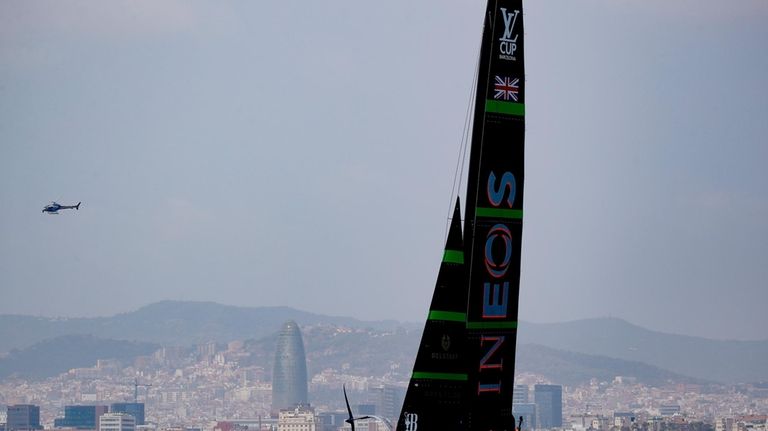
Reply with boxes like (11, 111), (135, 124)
(462, 0), (525, 430)
(396, 199), (467, 431)
(395, 0), (525, 429)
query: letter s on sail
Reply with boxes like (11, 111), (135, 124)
(487, 171), (516, 208)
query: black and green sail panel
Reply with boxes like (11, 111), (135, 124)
(396, 199), (468, 431)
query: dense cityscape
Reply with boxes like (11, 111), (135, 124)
(1, 322), (766, 431)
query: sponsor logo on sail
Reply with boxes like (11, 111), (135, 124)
(498, 8), (520, 61)
(493, 76), (520, 101)
(404, 413), (418, 431)
(474, 171), (518, 395)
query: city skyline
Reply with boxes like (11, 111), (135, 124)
(2, 342), (767, 430)
(1, 311), (766, 430)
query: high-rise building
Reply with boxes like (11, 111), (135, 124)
(613, 412), (635, 428)
(513, 385), (529, 404)
(534, 384), (562, 429)
(197, 341), (217, 361)
(315, 413), (347, 431)
(271, 321), (309, 415)
(716, 418), (736, 431)
(99, 413), (135, 431)
(110, 404), (144, 426)
(512, 403), (536, 430)
(6, 405), (42, 431)
(370, 385), (406, 424)
(54, 406), (108, 429)
(356, 405), (376, 416)
(659, 405), (681, 417)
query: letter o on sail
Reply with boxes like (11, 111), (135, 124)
(484, 224), (512, 278)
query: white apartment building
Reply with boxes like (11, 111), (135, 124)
(277, 407), (319, 431)
(99, 413), (136, 431)
(716, 417), (735, 431)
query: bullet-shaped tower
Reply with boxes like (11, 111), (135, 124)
(271, 320), (308, 415)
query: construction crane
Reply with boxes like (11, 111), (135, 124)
(133, 377), (152, 403)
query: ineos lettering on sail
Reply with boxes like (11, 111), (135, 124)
(484, 224), (513, 279)
(498, 8), (520, 61)
(476, 172), (514, 395)
(463, 1), (525, 426)
(396, 0), (525, 429)
(479, 336), (505, 371)
(483, 282), (510, 318)
(487, 171), (516, 207)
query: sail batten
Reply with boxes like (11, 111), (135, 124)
(475, 207), (523, 219)
(442, 250), (465, 264)
(485, 100), (526, 116)
(411, 372), (469, 381)
(427, 310), (466, 322)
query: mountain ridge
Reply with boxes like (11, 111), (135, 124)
(0, 334), (159, 380)
(1, 301), (766, 383)
(0, 328), (708, 387)
(0, 300), (410, 352)
(519, 318), (768, 383)
(524, 316), (768, 342)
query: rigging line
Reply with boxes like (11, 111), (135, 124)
(459, 54), (480, 206)
(444, 22), (484, 242)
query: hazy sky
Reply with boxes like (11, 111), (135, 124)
(1, 1), (766, 341)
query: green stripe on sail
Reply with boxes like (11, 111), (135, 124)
(475, 207), (523, 219)
(466, 321), (518, 330)
(428, 310), (466, 322)
(412, 372), (468, 381)
(442, 250), (464, 264)
(485, 100), (525, 116)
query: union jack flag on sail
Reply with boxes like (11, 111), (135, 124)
(493, 76), (519, 101)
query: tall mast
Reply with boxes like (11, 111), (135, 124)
(462, 0), (525, 429)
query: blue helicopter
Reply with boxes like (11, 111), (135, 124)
(42, 201), (81, 214)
